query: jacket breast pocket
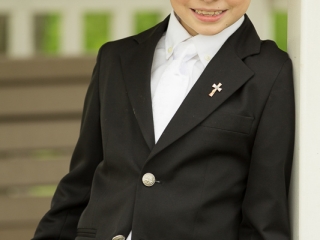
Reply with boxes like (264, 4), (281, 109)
(76, 228), (97, 239)
(200, 111), (254, 135)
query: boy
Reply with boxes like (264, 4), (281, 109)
(33, 0), (295, 240)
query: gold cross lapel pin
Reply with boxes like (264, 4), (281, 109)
(209, 83), (222, 97)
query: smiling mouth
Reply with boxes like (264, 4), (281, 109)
(191, 9), (226, 16)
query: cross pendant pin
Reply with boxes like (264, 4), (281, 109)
(209, 83), (222, 97)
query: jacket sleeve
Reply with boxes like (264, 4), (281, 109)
(239, 59), (295, 240)
(32, 46), (105, 240)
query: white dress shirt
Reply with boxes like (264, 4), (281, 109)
(127, 11), (244, 240)
(151, 11), (244, 143)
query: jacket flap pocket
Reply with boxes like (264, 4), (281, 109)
(77, 228), (97, 238)
(75, 237), (95, 240)
(200, 111), (254, 134)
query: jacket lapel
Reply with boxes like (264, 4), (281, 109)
(121, 14), (261, 159)
(147, 15), (261, 160)
(121, 17), (169, 150)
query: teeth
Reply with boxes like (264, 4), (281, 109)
(195, 10), (223, 16)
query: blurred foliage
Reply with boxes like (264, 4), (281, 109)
(274, 11), (288, 51)
(135, 11), (161, 34)
(84, 13), (111, 54)
(35, 14), (61, 55)
(31, 149), (63, 160)
(28, 185), (57, 197)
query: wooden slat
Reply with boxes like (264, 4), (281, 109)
(0, 57), (95, 82)
(0, 226), (37, 240)
(0, 57), (97, 240)
(0, 120), (81, 150)
(0, 84), (88, 115)
(0, 158), (69, 187)
(0, 57), (96, 240)
(0, 197), (51, 223)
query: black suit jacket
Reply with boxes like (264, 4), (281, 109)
(33, 15), (295, 240)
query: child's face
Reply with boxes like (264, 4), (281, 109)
(170, 0), (251, 36)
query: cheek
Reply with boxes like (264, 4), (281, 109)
(228, 0), (251, 18)
(177, 0), (189, 4)
(227, 0), (251, 9)
(227, 0), (247, 4)
(171, 0), (189, 9)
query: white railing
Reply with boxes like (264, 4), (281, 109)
(0, 0), (288, 58)
(0, 0), (171, 58)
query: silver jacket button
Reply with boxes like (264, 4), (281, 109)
(142, 173), (156, 187)
(112, 235), (126, 240)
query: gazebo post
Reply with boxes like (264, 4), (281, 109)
(9, 8), (33, 58)
(288, 1), (320, 239)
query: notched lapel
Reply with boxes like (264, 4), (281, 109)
(146, 14), (261, 160)
(148, 43), (254, 160)
(121, 18), (169, 150)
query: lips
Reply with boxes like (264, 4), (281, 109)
(190, 8), (227, 23)
(191, 9), (226, 17)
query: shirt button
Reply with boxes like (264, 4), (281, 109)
(112, 235), (126, 240)
(168, 47), (173, 53)
(142, 173), (156, 187)
(205, 55), (211, 61)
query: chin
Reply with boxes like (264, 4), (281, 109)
(195, 27), (225, 36)
(200, 30), (223, 36)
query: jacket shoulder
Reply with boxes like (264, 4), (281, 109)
(258, 40), (290, 65)
(98, 23), (162, 57)
(98, 36), (137, 57)
(246, 40), (291, 80)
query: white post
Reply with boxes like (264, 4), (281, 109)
(8, 8), (33, 58)
(288, 0), (320, 239)
(112, 8), (134, 41)
(246, 0), (273, 40)
(61, 7), (83, 56)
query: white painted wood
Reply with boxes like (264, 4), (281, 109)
(0, 0), (171, 10)
(161, 6), (173, 20)
(61, 7), (83, 56)
(0, 0), (288, 57)
(8, 8), (33, 58)
(247, 0), (273, 40)
(0, 0), (171, 56)
(112, 8), (134, 41)
(0, 0), (171, 57)
(288, 0), (320, 239)
(273, 0), (288, 11)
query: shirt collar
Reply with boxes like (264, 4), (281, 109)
(165, 11), (192, 59)
(165, 11), (245, 66)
